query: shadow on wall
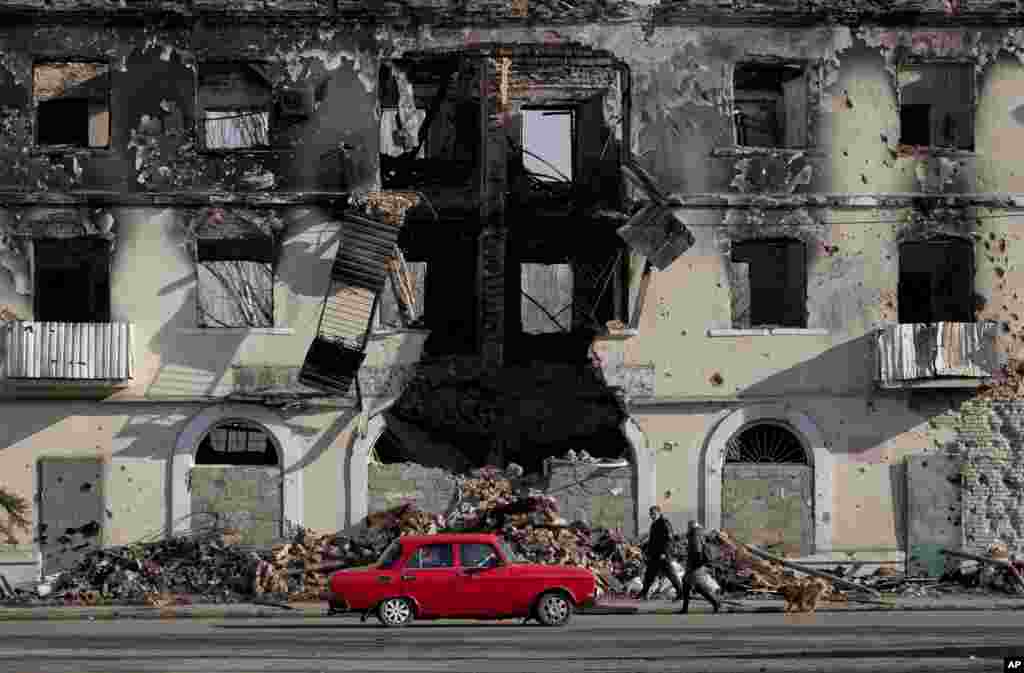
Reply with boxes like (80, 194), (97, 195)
(734, 334), (968, 551)
(739, 333), (877, 398)
(145, 287), (248, 399)
(274, 207), (344, 303)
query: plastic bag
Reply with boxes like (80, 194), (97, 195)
(692, 566), (720, 595)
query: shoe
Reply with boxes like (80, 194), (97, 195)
(713, 602), (721, 614)
(677, 609), (688, 614)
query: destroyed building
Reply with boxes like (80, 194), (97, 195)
(2, 0), (1024, 587)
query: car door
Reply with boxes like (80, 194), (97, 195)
(400, 542), (458, 617)
(454, 542), (515, 616)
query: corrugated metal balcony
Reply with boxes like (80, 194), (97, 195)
(5, 322), (134, 380)
(875, 321), (1000, 388)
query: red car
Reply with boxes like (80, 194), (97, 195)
(327, 532), (596, 627)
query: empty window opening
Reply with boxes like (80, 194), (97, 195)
(195, 237), (275, 328)
(898, 238), (974, 324)
(733, 63), (808, 148)
(33, 62), (110, 148)
(195, 420), (278, 466)
(571, 249), (629, 331)
(521, 263), (573, 334)
(34, 238), (111, 323)
(898, 63), (974, 151)
(730, 239), (807, 329)
(521, 109), (574, 182)
(198, 63), (273, 150)
(380, 107), (426, 158)
(726, 422), (807, 464)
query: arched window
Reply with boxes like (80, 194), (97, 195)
(194, 420), (278, 466)
(725, 422), (807, 464)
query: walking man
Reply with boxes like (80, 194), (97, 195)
(637, 505), (685, 601)
(679, 520), (721, 614)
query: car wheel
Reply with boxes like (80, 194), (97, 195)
(534, 591), (573, 627)
(377, 597), (414, 627)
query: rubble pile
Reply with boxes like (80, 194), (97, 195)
(10, 528), (264, 606)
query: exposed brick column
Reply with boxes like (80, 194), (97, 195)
(477, 55), (508, 368)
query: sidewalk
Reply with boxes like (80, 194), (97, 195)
(1, 594), (1023, 620)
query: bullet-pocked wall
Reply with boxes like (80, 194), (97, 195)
(5, 0), (1024, 568)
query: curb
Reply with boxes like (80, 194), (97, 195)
(2, 600), (1023, 621)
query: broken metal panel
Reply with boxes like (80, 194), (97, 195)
(6, 321), (134, 379)
(379, 252), (425, 328)
(616, 204), (695, 271)
(297, 335), (365, 397)
(332, 214), (404, 292)
(876, 321), (1000, 384)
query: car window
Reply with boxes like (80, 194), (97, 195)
(376, 540), (403, 569)
(498, 538), (525, 563)
(460, 543), (501, 569)
(408, 543), (454, 569)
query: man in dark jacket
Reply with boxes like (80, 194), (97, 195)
(679, 520), (721, 614)
(637, 505), (685, 601)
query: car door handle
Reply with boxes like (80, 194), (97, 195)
(377, 576), (392, 583)
(401, 575), (416, 581)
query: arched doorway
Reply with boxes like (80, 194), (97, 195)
(721, 421), (813, 556)
(188, 419), (284, 545)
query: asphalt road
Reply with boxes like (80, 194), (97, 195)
(0, 611), (1021, 673)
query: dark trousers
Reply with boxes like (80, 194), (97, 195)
(680, 565), (720, 613)
(638, 555), (684, 600)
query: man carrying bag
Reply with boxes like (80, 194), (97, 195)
(679, 520), (722, 614)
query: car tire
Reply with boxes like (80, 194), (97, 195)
(377, 597), (414, 627)
(534, 591), (573, 627)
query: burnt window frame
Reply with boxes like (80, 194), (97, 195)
(193, 235), (277, 329)
(731, 60), (813, 150)
(730, 238), (808, 329)
(32, 237), (113, 323)
(194, 419), (279, 466)
(896, 59), (976, 152)
(32, 59), (112, 151)
(195, 61), (276, 154)
(897, 236), (975, 325)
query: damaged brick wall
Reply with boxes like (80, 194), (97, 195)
(367, 462), (457, 520)
(925, 399), (1024, 557)
(544, 460), (634, 537)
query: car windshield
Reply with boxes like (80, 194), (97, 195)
(376, 540), (403, 569)
(498, 538), (525, 563)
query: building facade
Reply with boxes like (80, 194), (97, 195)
(1, 0), (1023, 583)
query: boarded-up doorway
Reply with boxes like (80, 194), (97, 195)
(905, 455), (962, 577)
(189, 420), (283, 545)
(38, 457), (106, 575)
(721, 422), (813, 557)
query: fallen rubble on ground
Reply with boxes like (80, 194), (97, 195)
(4, 464), (1024, 609)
